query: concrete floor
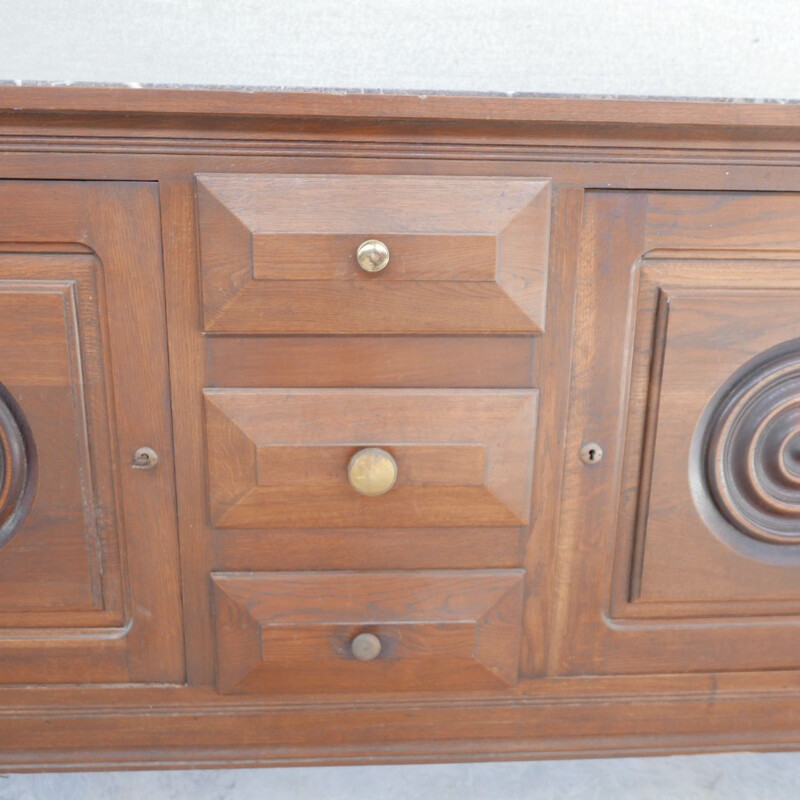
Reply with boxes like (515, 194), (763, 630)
(2, 754), (800, 799)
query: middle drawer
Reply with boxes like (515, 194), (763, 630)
(204, 389), (538, 530)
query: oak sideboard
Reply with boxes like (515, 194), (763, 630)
(0, 85), (799, 769)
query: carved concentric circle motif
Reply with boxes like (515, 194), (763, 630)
(0, 383), (36, 548)
(704, 341), (800, 545)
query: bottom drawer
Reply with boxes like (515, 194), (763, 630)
(212, 570), (524, 694)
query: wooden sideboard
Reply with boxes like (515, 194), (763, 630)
(1, 86), (800, 769)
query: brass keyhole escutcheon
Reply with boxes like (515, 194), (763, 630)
(351, 632), (382, 662)
(356, 239), (390, 273)
(580, 441), (604, 465)
(348, 447), (397, 496)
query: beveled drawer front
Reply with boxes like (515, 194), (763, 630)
(204, 389), (538, 529)
(195, 173), (551, 333)
(212, 570), (524, 694)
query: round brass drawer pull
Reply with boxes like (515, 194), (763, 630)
(356, 239), (390, 273)
(351, 632), (382, 662)
(348, 447), (397, 497)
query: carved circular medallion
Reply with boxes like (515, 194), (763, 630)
(0, 384), (36, 548)
(703, 340), (800, 545)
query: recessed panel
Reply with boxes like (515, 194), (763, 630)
(625, 282), (800, 608)
(0, 269), (118, 619)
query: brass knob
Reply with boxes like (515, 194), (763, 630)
(356, 239), (390, 273)
(351, 632), (382, 661)
(348, 447), (397, 497)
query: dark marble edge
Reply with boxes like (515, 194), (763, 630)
(0, 80), (797, 105)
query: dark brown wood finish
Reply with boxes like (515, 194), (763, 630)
(204, 389), (537, 529)
(0, 181), (183, 685)
(196, 174), (550, 334)
(1, 86), (800, 769)
(212, 570), (524, 694)
(553, 192), (800, 677)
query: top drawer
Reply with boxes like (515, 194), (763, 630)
(196, 174), (551, 334)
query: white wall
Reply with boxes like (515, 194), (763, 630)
(2, 1), (800, 797)
(3, 0), (800, 98)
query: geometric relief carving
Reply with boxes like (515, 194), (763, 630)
(0, 380), (37, 548)
(204, 389), (538, 529)
(212, 570), (525, 694)
(196, 174), (551, 334)
(702, 338), (800, 545)
(558, 192), (800, 678)
(617, 273), (800, 613)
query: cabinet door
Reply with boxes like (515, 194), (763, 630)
(0, 182), (183, 684)
(555, 192), (800, 675)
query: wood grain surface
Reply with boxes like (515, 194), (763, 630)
(0, 86), (798, 769)
(212, 570), (524, 694)
(0, 181), (184, 685)
(196, 174), (550, 333)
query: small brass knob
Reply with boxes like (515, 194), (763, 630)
(351, 632), (382, 661)
(348, 447), (397, 497)
(356, 239), (390, 273)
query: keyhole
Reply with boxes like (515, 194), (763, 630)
(132, 446), (159, 470)
(580, 441), (604, 465)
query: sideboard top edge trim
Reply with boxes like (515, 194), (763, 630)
(1, 86), (800, 129)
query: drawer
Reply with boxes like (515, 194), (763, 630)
(196, 173), (551, 334)
(204, 389), (538, 529)
(212, 570), (524, 694)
